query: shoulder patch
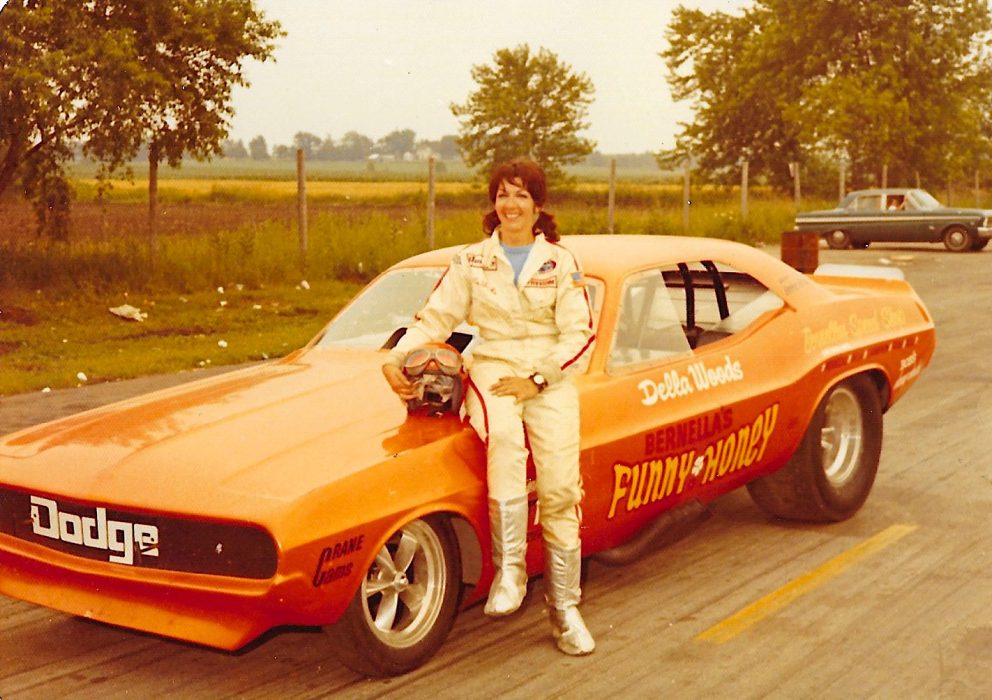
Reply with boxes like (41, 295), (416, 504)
(570, 271), (586, 287)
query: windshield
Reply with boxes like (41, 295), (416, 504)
(317, 268), (444, 348)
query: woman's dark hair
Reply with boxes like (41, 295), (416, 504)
(482, 158), (559, 242)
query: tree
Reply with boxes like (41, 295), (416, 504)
(222, 138), (249, 158)
(292, 131), (322, 160)
(375, 129), (416, 159)
(0, 0), (282, 243)
(248, 135), (269, 160)
(333, 131), (373, 160)
(663, 0), (992, 193)
(451, 44), (595, 181)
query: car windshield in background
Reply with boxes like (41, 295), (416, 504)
(317, 268), (443, 348)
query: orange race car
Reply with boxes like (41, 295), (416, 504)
(0, 235), (935, 676)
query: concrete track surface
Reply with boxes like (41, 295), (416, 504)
(1, 243), (990, 699)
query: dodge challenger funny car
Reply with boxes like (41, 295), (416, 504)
(0, 235), (935, 677)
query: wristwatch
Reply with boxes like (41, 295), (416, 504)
(529, 373), (547, 392)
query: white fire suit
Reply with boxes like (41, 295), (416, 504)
(386, 231), (595, 548)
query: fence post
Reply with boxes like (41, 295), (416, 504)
(682, 159), (691, 234)
(296, 148), (308, 275)
(740, 159), (749, 219)
(792, 161), (801, 208)
(882, 163), (888, 189)
(607, 158), (616, 234)
(427, 155), (436, 249)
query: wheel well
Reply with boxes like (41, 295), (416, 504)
(864, 368), (891, 411)
(448, 513), (483, 587)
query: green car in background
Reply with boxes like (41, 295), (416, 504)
(795, 188), (992, 252)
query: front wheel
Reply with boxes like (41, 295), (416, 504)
(747, 375), (882, 522)
(825, 230), (851, 249)
(943, 225), (974, 252)
(325, 515), (462, 677)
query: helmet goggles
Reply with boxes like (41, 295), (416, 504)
(401, 343), (466, 416)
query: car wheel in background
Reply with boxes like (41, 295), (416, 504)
(325, 515), (462, 677)
(825, 230), (852, 249)
(943, 225), (974, 252)
(970, 238), (989, 251)
(852, 240), (870, 249)
(746, 374), (882, 522)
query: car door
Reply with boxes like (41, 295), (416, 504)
(576, 262), (797, 548)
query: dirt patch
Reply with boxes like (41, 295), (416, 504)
(135, 326), (212, 338)
(0, 307), (39, 325)
(0, 341), (22, 356)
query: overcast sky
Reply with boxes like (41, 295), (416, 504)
(228, 0), (750, 154)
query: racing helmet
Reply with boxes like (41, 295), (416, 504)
(402, 342), (467, 416)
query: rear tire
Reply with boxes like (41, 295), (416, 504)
(325, 515), (462, 677)
(943, 225), (974, 252)
(747, 375), (882, 522)
(825, 230), (851, 249)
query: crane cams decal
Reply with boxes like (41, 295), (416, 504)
(30, 495), (159, 566)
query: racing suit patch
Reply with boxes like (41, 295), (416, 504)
(537, 259), (557, 273)
(526, 276), (557, 288)
(466, 253), (497, 271)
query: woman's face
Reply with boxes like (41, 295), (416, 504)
(494, 178), (540, 239)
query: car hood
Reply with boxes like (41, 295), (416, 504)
(0, 348), (470, 520)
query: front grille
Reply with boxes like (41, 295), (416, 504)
(0, 486), (278, 580)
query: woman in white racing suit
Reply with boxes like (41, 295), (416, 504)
(382, 158), (596, 655)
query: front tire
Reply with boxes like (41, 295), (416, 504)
(747, 375), (882, 522)
(325, 515), (462, 677)
(943, 225), (974, 252)
(825, 230), (851, 249)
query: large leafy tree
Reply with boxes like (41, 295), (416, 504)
(451, 44), (595, 182)
(0, 0), (281, 242)
(663, 0), (992, 192)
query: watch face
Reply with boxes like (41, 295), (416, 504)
(532, 373), (546, 386)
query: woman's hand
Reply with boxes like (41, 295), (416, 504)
(382, 364), (420, 401)
(490, 375), (540, 403)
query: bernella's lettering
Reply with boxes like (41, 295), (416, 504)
(30, 495), (158, 566)
(645, 408), (733, 455)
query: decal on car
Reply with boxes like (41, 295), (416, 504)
(644, 408), (733, 455)
(30, 495), (159, 566)
(639, 356), (744, 406)
(312, 534), (365, 587)
(608, 404), (779, 519)
(804, 307), (910, 354)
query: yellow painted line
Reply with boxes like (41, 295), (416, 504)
(697, 523), (918, 644)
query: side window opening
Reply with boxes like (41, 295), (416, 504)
(607, 262), (785, 373)
(661, 261), (784, 350)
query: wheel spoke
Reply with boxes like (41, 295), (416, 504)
(373, 590), (399, 632)
(393, 531), (420, 573)
(399, 580), (427, 618)
(375, 548), (397, 577)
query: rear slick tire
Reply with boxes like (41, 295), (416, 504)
(747, 375), (882, 522)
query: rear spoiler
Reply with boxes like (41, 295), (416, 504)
(813, 263), (905, 281)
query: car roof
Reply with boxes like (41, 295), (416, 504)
(845, 188), (920, 197)
(396, 234), (777, 278)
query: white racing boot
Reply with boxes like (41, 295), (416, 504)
(484, 496), (529, 617)
(544, 542), (595, 655)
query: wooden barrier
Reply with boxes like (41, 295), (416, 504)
(780, 231), (819, 273)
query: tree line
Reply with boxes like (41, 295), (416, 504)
(219, 130), (461, 161)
